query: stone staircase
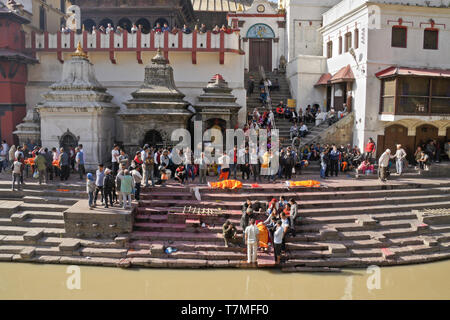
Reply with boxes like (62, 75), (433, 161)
(128, 180), (450, 270)
(0, 181), (130, 267)
(1, 177), (450, 271)
(245, 70), (292, 111)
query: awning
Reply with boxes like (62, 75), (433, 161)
(314, 73), (332, 87)
(329, 65), (355, 84)
(0, 49), (38, 64)
(375, 66), (450, 79)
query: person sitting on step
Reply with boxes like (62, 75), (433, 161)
(222, 220), (238, 247)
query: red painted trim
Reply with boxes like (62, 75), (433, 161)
(70, 31), (74, 49)
(109, 31), (116, 64)
(44, 32), (49, 49)
(82, 31), (88, 53)
(420, 22), (445, 28)
(57, 31), (63, 63)
(219, 31), (225, 65)
(123, 30), (128, 49)
(96, 30), (101, 50)
(391, 25), (408, 48)
(136, 30), (142, 64)
(150, 30), (155, 49)
(178, 30), (183, 48)
(31, 31), (36, 58)
(192, 31), (197, 64)
(387, 19), (413, 26)
(423, 27), (439, 50)
(164, 31), (169, 60)
(206, 31), (211, 49)
(227, 13), (285, 18)
(33, 48), (244, 54)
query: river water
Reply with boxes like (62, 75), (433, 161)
(0, 261), (449, 299)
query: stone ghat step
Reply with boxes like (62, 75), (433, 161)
(302, 211), (418, 225)
(18, 203), (71, 212)
(11, 210), (64, 221)
(0, 181), (86, 192)
(283, 249), (450, 268)
(298, 200), (450, 217)
(0, 244), (128, 259)
(130, 240), (246, 253)
(0, 225), (65, 237)
(130, 231), (224, 242)
(295, 220), (415, 233)
(132, 249), (248, 261)
(0, 189), (86, 201)
(200, 187), (450, 203)
(138, 194), (450, 211)
(0, 217), (65, 229)
(0, 254), (123, 267)
(140, 192), (193, 200)
(22, 195), (80, 205)
(0, 235), (126, 249)
(197, 181), (450, 195)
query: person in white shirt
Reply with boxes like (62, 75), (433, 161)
(244, 218), (260, 264)
(218, 153), (230, 180)
(273, 220), (284, 264)
(299, 123), (308, 137)
(131, 24), (138, 33)
(111, 144), (120, 176)
(106, 23), (114, 33)
(390, 144), (407, 175)
(378, 149), (391, 182)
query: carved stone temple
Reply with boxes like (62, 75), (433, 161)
(118, 49), (193, 153)
(35, 44), (119, 170)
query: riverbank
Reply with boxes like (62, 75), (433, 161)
(1, 260), (449, 299)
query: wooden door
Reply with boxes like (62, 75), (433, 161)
(415, 125), (438, 147)
(249, 39), (272, 72)
(384, 124), (415, 161)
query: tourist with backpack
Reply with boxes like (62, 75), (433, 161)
(103, 168), (115, 208)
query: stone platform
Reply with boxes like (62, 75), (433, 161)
(64, 201), (133, 239)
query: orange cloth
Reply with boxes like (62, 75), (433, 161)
(257, 222), (269, 248)
(24, 158), (35, 166)
(219, 170), (229, 181)
(289, 180), (321, 188)
(341, 161), (348, 171)
(52, 160), (60, 168)
(209, 179), (243, 190)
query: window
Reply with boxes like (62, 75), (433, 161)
(354, 29), (359, 49)
(344, 32), (351, 52)
(391, 26), (407, 48)
(380, 76), (450, 115)
(60, 0), (65, 13)
(338, 36), (342, 54)
(380, 78), (396, 113)
(423, 29), (438, 50)
(327, 41), (333, 58)
(39, 6), (46, 31)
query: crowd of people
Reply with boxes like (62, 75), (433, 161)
(222, 196), (298, 265)
(62, 22), (235, 36)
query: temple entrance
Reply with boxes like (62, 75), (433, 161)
(249, 39), (272, 72)
(143, 130), (163, 147)
(383, 124), (414, 159)
(59, 131), (78, 153)
(415, 124), (439, 147)
(247, 24), (275, 72)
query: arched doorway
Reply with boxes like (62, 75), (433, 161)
(384, 124), (414, 159)
(99, 18), (114, 29)
(142, 130), (163, 147)
(82, 19), (96, 32)
(246, 23), (275, 72)
(118, 17), (132, 33)
(154, 18), (169, 28)
(415, 124), (439, 148)
(135, 18), (151, 34)
(59, 131), (78, 153)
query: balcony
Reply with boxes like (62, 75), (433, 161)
(24, 30), (243, 64)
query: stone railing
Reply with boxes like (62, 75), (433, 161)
(25, 30), (243, 64)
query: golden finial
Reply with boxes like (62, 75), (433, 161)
(72, 41), (88, 58)
(237, 4), (243, 12)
